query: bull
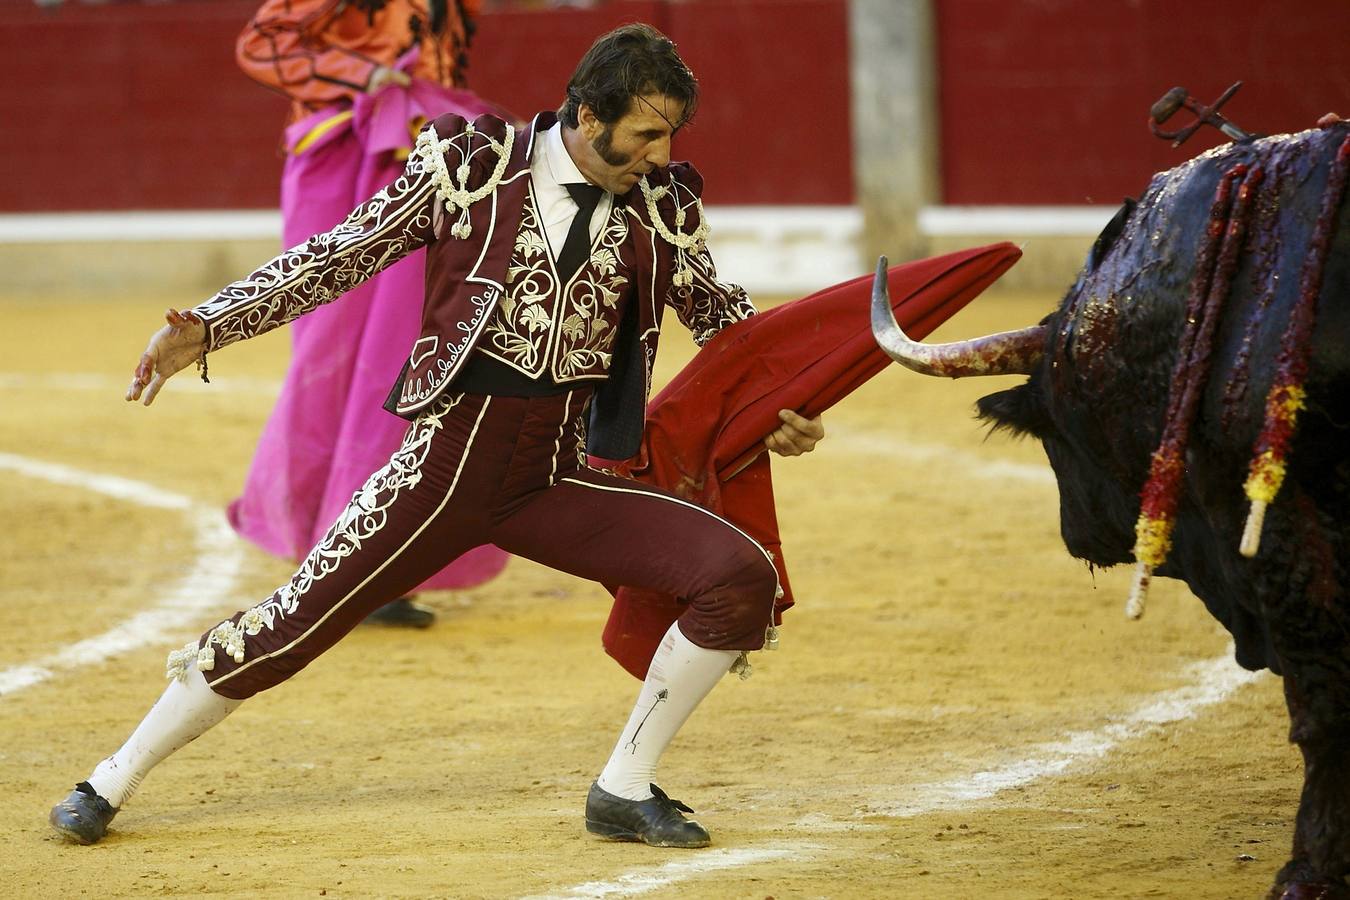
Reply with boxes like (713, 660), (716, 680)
(872, 118), (1350, 898)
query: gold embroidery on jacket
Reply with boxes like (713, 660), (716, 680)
(479, 186), (631, 381)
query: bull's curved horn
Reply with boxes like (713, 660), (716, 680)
(870, 255), (1047, 377)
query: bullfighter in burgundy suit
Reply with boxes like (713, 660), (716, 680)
(50, 23), (823, 851)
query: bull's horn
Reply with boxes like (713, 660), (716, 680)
(870, 255), (1047, 377)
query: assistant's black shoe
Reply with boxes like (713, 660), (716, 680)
(362, 597), (436, 629)
(584, 781), (711, 848)
(49, 782), (118, 845)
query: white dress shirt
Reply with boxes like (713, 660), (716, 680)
(532, 122), (614, 260)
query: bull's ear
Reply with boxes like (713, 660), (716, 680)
(1088, 197), (1136, 270)
(976, 384), (1053, 440)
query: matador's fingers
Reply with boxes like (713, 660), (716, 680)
(141, 373), (167, 407)
(764, 427), (807, 457)
(126, 352), (153, 402)
(763, 409), (825, 457)
(776, 408), (825, 440)
(766, 431), (804, 453)
(165, 307), (200, 328)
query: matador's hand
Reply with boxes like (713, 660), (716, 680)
(126, 308), (207, 406)
(764, 409), (825, 457)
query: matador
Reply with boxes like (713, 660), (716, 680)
(49, 23), (823, 850)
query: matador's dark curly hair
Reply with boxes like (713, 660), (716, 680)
(559, 23), (699, 130)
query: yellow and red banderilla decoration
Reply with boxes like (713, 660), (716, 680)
(1127, 164), (1259, 618)
(1240, 133), (1350, 558)
(1130, 130), (1349, 619)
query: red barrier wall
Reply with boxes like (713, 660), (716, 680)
(936, 0), (1350, 205)
(4, 2), (283, 211)
(8, 1), (1345, 212)
(0, 0), (851, 212)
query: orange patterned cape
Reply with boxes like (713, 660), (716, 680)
(237, 0), (480, 123)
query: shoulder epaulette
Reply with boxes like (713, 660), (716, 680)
(412, 119), (515, 239)
(638, 172), (709, 287)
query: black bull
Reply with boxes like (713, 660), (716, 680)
(873, 122), (1350, 898)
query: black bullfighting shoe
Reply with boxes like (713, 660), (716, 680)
(362, 596), (436, 629)
(49, 782), (118, 845)
(584, 781), (712, 848)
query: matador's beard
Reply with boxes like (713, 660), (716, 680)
(592, 126), (633, 168)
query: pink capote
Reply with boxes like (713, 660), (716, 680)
(597, 243), (1023, 679)
(228, 54), (512, 590)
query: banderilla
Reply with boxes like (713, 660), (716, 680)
(1149, 81), (1254, 147)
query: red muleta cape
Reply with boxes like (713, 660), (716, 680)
(597, 242), (1023, 678)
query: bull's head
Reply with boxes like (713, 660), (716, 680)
(870, 120), (1350, 617)
(870, 236), (1151, 573)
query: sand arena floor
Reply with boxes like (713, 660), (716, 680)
(0, 287), (1301, 899)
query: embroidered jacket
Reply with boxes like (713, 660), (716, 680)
(470, 185), (630, 382)
(192, 111), (755, 459)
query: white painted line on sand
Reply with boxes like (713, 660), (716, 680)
(520, 845), (818, 900)
(532, 653), (1260, 898)
(866, 651), (1263, 817)
(0, 452), (245, 698)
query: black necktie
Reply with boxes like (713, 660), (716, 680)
(557, 183), (604, 284)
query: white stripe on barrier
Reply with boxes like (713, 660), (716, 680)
(0, 211), (283, 243)
(918, 205), (1120, 236)
(0, 207), (863, 244)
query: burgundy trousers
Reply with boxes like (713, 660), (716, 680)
(197, 389), (781, 700)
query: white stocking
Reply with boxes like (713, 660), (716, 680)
(86, 667), (241, 807)
(596, 621), (738, 801)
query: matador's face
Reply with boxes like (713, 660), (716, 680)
(570, 93), (686, 195)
